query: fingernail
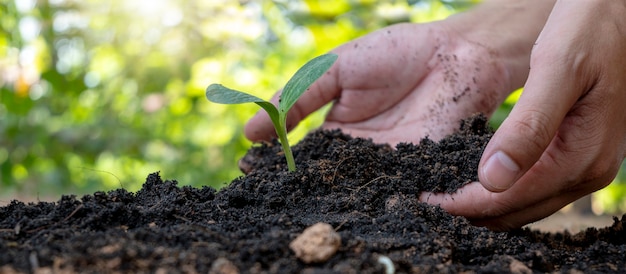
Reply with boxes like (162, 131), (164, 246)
(481, 151), (519, 191)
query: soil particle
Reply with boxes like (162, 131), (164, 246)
(1, 114), (626, 273)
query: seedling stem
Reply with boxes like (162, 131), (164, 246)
(206, 53), (338, 172)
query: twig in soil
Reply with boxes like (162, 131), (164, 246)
(334, 219), (349, 231)
(19, 203), (84, 246)
(348, 175), (401, 192)
(400, 153), (430, 161)
(62, 204), (84, 222)
(174, 214), (191, 223)
(0, 228), (14, 233)
(148, 199), (164, 211)
(331, 156), (355, 185)
(24, 204), (84, 234)
(351, 210), (374, 220)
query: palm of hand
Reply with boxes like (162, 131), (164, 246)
(244, 22), (511, 145)
(314, 23), (510, 145)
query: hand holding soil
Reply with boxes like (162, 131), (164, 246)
(425, 0), (626, 230)
(245, 0), (626, 230)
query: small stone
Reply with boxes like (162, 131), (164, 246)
(210, 257), (239, 274)
(290, 223), (341, 263)
(385, 195), (400, 211)
(508, 257), (531, 274)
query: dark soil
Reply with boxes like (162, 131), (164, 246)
(1, 114), (625, 273)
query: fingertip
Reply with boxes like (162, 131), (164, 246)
(478, 150), (520, 192)
(418, 190), (458, 214)
(419, 182), (496, 218)
(478, 102), (563, 194)
(243, 111), (277, 142)
(418, 191), (441, 205)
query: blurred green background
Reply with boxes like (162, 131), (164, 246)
(1, 0), (624, 214)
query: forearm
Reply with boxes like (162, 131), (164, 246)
(444, 0), (556, 93)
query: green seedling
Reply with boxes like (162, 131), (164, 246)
(206, 53), (338, 172)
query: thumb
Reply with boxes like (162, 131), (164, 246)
(479, 50), (588, 193)
(478, 105), (562, 192)
(479, 1), (610, 192)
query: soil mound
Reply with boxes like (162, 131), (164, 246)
(1, 114), (625, 273)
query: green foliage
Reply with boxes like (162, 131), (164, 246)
(0, 0), (623, 214)
(206, 53), (338, 172)
(0, 0), (464, 200)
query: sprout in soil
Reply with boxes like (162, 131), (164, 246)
(206, 53), (338, 172)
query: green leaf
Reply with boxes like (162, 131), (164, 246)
(206, 84), (280, 126)
(279, 53), (337, 114)
(206, 84), (266, 104)
(205, 53), (338, 172)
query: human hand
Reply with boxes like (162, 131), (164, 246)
(422, 0), (626, 231)
(244, 22), (511, 146)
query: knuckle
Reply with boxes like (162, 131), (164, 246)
(508, 110), (554, 153)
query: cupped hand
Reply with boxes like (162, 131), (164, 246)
(244, 22), (512, 145)
(422, 0), (626, 231)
